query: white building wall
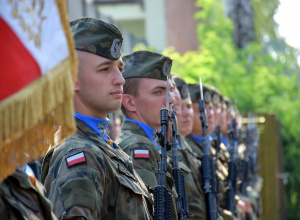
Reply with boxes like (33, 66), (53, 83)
(144, 0), (166, 52)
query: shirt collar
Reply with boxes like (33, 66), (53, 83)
(221, 135), (228, 147)
(177, 140), (181, 149)
(74, 113), (109, 138)
(125, 118), (161, 152)
(74, 113), (114, 148)
(191, 134), (203, 143)
(209, 132), (215, 138)
(207, 132), (214, 142)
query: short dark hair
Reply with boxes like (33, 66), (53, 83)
(121, 78), (142, 115)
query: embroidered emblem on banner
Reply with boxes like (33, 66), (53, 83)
(133, 149), (150, 158)
(66, 152), (86, 167)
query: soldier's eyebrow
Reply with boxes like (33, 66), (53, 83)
(96, 60), (124, 69)
(152, 86), (166, 91)
(96, 60), (114, 68)
(152, 82), (174, 91)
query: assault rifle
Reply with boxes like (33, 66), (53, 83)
(199, 78), (217, 220)
(226, 101), (238, 216)
(154, 76), (172, 220)
(213, 117), (222, 207)
(170, 105), (189, 220)
(249, 115), (260, 187)
(241, 113), (251, 196)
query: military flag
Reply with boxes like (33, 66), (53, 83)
(0, 0), (77, 182)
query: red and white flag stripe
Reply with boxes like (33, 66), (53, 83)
(0, 0), (69, 100)
(134, 149), (150, 158)
(66, 152), (86, 167)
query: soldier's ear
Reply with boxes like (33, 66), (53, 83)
(122, 94), (136, 112)
(74, 80), (80, 92)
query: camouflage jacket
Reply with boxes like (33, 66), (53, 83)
(185, 134), (233, 220)
(212, 140), (230, 171)
(41, 118), (152, 220)
(115, 120), (178, 220)
(185, 134), (203, 159)
(0, 171), (57, 220)
(167, 135), (207, 219)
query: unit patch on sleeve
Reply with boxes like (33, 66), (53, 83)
(133, 149), (150, 158)
(66, 152), (86, 167)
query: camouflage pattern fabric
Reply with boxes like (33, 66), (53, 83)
(250, 175), (263, 217)
(237, 143), (263, 219)
(185, 134), (234, 220)
(216, 142), (231, 170)
(122, 51), (172, 80)
(188, 83), (212, 104)
(173, 75), (190, 100)
(115, 120), (178, 220)
(70, 17), (123, 60)
(210, 141), (235, 220)
(209, 86), (222, 105)
(0, 171), (57, 220)
(185, 134), (204, 159)
(168, 135), (207, 219)
(41, 118), (152, 220)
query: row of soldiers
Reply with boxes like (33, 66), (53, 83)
(0, 17), (262, 220)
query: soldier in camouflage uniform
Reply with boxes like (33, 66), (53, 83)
(185, 84), (212, 158)
(185, 83), (234, 220)
(209, 88), (231, 171)
(41, 18), (152, 220)
(212, 91), (257, 220)
(115, 51), (179, 219)
(0, 166), (57, 220)
(220, 97), (235, 148)
(172, 76), (194, 138)
(171, 75), (208, 219)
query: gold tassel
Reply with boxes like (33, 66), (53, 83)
(0, 0), (78, 182)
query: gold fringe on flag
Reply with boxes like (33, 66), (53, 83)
(0, 0), (77, 183)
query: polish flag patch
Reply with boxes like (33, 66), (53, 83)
(66, 152), (86, 167)
(133, 149), (150, 159)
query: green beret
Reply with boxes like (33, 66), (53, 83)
(122, 51), (172, 80)
(188, 83), (212, 104)
(188, 84), (200, 103)
(207, 85), (221, 105)
(70, 17), (123, 60)
(219, 94), (224, 105)
(203, 85), (212, 104)
(173, 75), (189, 99)
(223, 96), (232, 109)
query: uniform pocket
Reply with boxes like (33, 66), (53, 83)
(115, 163), (147, 197)
(178, 161), (192, 173)
(114, 164), (150, 219)
(58, 168), (101, 216)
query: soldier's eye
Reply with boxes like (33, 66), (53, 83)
(99, 67), (109, 72)
(153, 91), (161, 95)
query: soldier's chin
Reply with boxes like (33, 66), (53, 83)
(110, 101), (122, 112)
